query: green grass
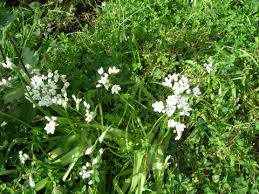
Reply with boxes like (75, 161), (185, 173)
(0, 0), (258, 193)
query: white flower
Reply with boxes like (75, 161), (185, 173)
(0, 78), (10, 86)
(164, 105), (176, 117)
(168, 120), (186, 140)
(88, 180), (93, 185)
(162, 73), (179, 88)
(44, 116), (58, 134)
(83, 101), (90, 110)
(19, 151), (29, 164)
(85, 162), (90, 167)
(72, 95), (82, 111)
(152, 101), (164, 113)
(193, 86), (201, 97)
(108, 66), (120, 74)
(204, 61), (213, 73)
(99, 148), (104, 155)
(173, 76), (190, 94)
(166, 95), (179, 106)
(1, 57), (13, 69)
(92, 157), (98, 165)
(31, 75), (44, 88)
(29, 175), (35, 188)
(168, 119), (177, 128)
(162, 77), (173, 88)
(97, 73), (111, 90)
(0, 121), (7, 127)
(99, 132), (106, 143)
(85, 147), (93, 155)
(97, 67), (104, 75)
(165, 155), (171, 163)
(174, 123), (186, 140)
(179, 105), (192, 116)
(79, 167), (94, 179)
(85, 111), (96, 123)
(25, 70), (69, 108)
(111, 85), (121, 94)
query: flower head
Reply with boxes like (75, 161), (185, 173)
(193, 85), (201, 97)
(111, 85), (121, 94)
(19, 151), (29, 164)
(168, 119), (186, 140)
(44, 116), (58, 134)
(72, 95), (82, 111)
(97, 67), (104, 75)
(1, 57), (13, 69)
(108, 66), (120, 74)
(0, 121), (7, 127)
(25, 70), (69, 108)
(204, 61), (213, 73)
(152, 101), (165, 113)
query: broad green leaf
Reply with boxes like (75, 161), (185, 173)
(0, 7), (16, 28)
(3, 87), (24, 104)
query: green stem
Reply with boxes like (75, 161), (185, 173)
(98, 103), (104, 126)
(0, 44), (6, 62)
(7, 33), (30, 77)
(0, 111), (33, 129)
(0, 169), (18, 176)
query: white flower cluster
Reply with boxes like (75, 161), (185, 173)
(71, 95), (96, 123)
(44, 116), (58, 134)
(203, 61), (213, 73)
(83, 102), (96, 123)
(0, 77), (12, 86)
(152, 73), (201, 140)
(96, 66), (121, 94)
(19, 151), (29, 164)
(25, 70), (69, 108)
(80, 148), (104, 185)
(1, 57), (13, 69)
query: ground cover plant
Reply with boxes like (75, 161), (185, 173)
(0, 0), (258, 193)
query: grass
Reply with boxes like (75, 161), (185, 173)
(0, 0), (258, 193)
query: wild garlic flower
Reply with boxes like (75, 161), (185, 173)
(97, 67), (104, 75)
(88, 180), (93, 185)
(152, 101), (165, 113)
(96, 66), (121, 94)
(0, 77), (12, 87)
(193, 86), (201, 97)
(96, 73), (111, 90)
(84, 101), (96, 123)
(153, 73), (201, 140)
(25, 70), (69, 108)
(80, 148), (104, 185)
(99, 148), (104, 155)
(79, 164), (94, 179)
(92, 157), (98, 165)
(0, 121), (7, 127)
(44, 116), (58, 134)
(85, 147), (93, 155)
(168, 119), (186, 140)
(162, 74), (190, 95)
(1, 57), (13, 69)
(19, 151), (29, 164)
(108, 66), (120, 74)
(29, 174), (35, 188)
(72, 95), (82, 111)
(111, 85), (121, 94)
(203, 61), (213, 73)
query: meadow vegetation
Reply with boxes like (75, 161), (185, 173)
(0, 0), (258, 193)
